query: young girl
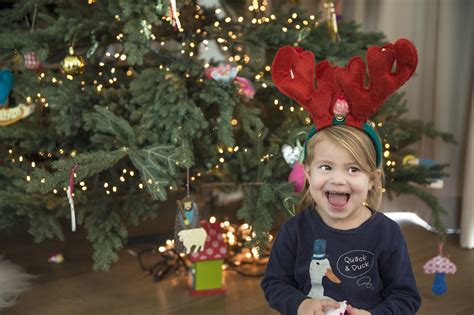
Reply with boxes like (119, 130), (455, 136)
(262, 39), (421, 315)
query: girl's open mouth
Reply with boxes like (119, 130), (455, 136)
(326, 191), (350, 208)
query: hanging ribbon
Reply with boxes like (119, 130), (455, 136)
(438, 242), (444, 255)
(66, 165), (77, 232)
(169, 0), (182, 30)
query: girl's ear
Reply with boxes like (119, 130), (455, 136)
(304, 165), (311, 182)
(369, 169), (382, 191)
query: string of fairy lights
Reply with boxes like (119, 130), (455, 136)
(28, 5), (321, 104)
(7, 146), (275, 268)
(1, 2), (408, 269)
(147, 215), (273, 274)
(6, 139), (394, 195)
(4, 1), (400, 227)
(7, 3), (324, 192)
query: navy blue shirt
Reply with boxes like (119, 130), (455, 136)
(261, 208), (421, 315)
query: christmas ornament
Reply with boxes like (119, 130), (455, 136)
(169, 0), (182, 30)
(0, 69), (13, 106)
(324, 1), (340, 43)
(61, 46), (85, 75)
(86, 33), (99, 58)
(174, 197), (207, 254)
(272, 39), (418, 166)
(205, 65), (238, 82)
(402, 154), (438, 167)
(23, 52), (41, 70)
(423, 244), (457, 296)
(188, 220), (227, 296)
(234, 76), (255, 99)
(283, 133), (306, 192)
(177, 227), (207, 254)
(282, 135), (304, 168)
(66, 165), (77, 232)
(0, 103), (35, 126)
(282, 144), (301, 167)
(48, 252), (65, 263)
(289, 162), (305, 193)
(205, 65), (255, 99)
(12, 52), (23, 70)
(403, 155), (444, 189)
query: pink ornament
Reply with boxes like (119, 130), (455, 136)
(333, 96), (349, 116)
(234, 76), (255, 99)
(422, 244), (457, 296)
(423, 255), (457, 274)
(288, 161), (305, 192)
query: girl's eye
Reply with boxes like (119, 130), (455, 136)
(348, 166), (360, 173)
(319, 165), (331, 171)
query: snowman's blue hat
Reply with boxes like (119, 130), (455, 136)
(312, 239), (328, 260)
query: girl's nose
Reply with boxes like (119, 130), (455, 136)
(329, 172), (348, 185)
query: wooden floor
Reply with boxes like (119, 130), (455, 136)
(1, 219), (474, 315)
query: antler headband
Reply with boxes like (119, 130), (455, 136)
(272, 38), (418, 167)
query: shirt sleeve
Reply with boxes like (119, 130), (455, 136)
(369, 226), (422, 315)
(261, 223), (309, 315)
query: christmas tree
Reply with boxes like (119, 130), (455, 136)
(0, 0), (453, 270)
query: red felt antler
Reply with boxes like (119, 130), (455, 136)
(272, 46), (341, 129)
(271, 39), (418, 130)
(335, 39), (418, 128)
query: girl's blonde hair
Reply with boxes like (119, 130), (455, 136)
(298, 125), (384, 211)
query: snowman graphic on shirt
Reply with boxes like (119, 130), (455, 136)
(309, 239), (348, 315)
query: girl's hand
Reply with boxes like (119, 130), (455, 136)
(297, 298), (340, 315)
(346, 304), (371, 315)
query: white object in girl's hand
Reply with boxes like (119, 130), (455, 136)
(326, 300), (347, 315)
